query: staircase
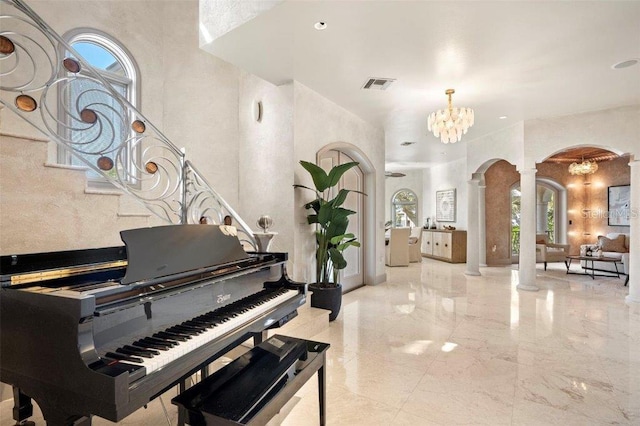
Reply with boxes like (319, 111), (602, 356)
(0, 132), (157, 253)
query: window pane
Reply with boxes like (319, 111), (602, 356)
(68, 77), (128, 180)
(72, 41), (124, 76)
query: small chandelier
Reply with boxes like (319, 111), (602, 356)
(568, 158), (598, 175)
(427, 89), (474, 144)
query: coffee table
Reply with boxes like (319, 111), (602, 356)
(565, 255), (623, 279)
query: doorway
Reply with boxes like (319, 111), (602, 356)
(318, 150), (365, 292)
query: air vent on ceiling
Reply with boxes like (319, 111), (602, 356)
(385, 171), (406, 178)
(362, 77), (396, 91)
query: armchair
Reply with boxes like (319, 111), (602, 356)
(385, 227), (410, 267)
(535, 234), (570, 271)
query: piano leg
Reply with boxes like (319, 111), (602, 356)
(12, 387), (34, 426)
(177, 380), (188, 426)
(318, 355), (327, 426)
(253, 330), (268, 346)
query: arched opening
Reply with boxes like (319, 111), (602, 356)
(317, 142), (376, 293)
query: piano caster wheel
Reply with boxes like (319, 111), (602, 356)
(15, 422), (35, 426)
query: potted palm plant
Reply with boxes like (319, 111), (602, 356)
(294, 160), (364, 321)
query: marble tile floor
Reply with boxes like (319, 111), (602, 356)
(2, 259), (638, 425)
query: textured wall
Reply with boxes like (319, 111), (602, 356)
(238, 73), (294, 260)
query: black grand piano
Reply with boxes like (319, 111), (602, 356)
(0, 224), (306, 425)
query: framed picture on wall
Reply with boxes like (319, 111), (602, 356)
(608, 185), (630, 226)
(436, 188), (456, 222)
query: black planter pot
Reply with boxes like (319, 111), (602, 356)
(309, 283), (342, 322)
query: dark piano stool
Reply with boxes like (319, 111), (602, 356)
(172, 335), (329, 426)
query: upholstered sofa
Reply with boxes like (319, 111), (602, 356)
(580, 233), (629, 276)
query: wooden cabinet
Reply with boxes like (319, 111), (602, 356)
(421, 230), (467, 263)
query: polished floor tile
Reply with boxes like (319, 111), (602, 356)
(1, 260), (637, 425)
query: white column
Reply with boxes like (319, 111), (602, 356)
(479, 183), (487, 267)
(465, 178), (481, 276)
(517, 168), (539, 291)
(625, 159), (640, 310)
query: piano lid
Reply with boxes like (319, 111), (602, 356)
(120, 225), (249, 285)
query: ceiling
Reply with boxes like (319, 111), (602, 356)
(546, 147), (620, 164)
(202, 1), (640, 170)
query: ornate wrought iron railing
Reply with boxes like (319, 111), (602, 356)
(0, 0), (257, 249)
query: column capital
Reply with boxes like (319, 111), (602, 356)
(517, 168), (537, 175)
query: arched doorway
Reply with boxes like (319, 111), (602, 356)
(318, 150), (364, 292)
(317, 143), (376, 293)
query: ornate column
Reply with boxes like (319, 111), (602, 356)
(517, 168), (539, 291)
(465, 177), (481, 276)
(625, 159), (640, 310)
(479, 181), (487, 267)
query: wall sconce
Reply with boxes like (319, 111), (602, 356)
(253, 100), (263, 123)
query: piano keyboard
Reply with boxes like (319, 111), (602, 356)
(103, 288), (298, 375)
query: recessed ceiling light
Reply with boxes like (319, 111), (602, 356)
(499, 116), (508, 119)
(400, 141), (416, 146)
(612, 59), (639, 69)
(314, 22), (327, 31)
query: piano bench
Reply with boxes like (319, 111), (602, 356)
(171, 334), (330, 426)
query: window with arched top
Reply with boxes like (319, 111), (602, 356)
(391, 189), (418, 228)
(57, 29), (140, 189)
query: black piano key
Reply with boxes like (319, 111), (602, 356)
(144, 336), (177, 347)
(158, 330), (190, 341)
(185, 319), (213, 329)
(117, 347), (154, 359)
(173, 324), (204, 334)
(105, 351), (143, 364)
(134, 339), (170, 350)
(125, 344), (160, 356)
(187, 318), (215, 328)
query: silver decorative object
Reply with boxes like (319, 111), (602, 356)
(257, 215), (273, 233)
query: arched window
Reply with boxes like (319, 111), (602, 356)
(58, 29), (140, 188)
(391, 189), (418, 228)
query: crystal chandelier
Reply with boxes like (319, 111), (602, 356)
(568, 158), (598, 175)
(427, 89), (474, 144)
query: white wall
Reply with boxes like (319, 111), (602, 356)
(422, 158), (468, 230)
(384, 170), (424, 225)
(293, 82), (386, 285)
(467, 122), (524, 174)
